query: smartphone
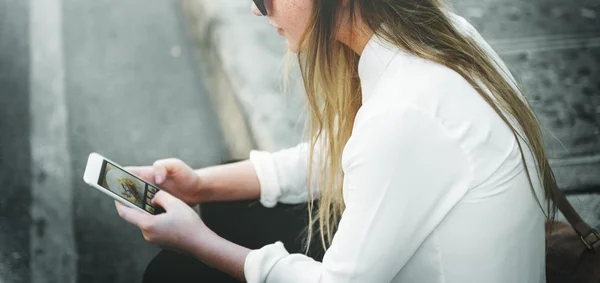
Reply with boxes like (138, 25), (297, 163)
(83, 152), (165, 215)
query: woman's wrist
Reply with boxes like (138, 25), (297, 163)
(193, 161), (261, 203)
(193, 167), (212, 201)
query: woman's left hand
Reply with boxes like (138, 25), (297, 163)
(115, 190), (209, 253)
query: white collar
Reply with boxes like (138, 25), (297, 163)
(357, 34), (402, 103)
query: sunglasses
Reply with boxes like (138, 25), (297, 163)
(253, 0), (268, 16)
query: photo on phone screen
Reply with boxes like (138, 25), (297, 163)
(97, 160), (160, 214)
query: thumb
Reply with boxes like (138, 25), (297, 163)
(151, 190), (178, 210)
(152, 159), (177, 184)
(152, 158), (185, 184)
(115, 201), (153, 227)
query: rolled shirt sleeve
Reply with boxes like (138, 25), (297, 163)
(250, 140), (323, 207)
(245, 106), (473, 282)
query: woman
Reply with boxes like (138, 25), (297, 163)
(116, 0), (559, 282)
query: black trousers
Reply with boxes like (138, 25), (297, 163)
(143, 249), (236, 283)
(142, 200), (324, 282)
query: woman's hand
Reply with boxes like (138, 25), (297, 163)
(115, 190), (212, 253)
(116, 190), (251, 281)
(125, 158), (203, 205)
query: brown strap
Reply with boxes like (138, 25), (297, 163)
(555, 189), (600, 251)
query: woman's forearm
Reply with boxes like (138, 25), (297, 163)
(194, 160), (261, 202)
(192, 228), (251, 282)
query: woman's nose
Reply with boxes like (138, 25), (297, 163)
(251, 3), (263, 16)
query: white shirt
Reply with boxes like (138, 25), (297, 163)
(245, 13), (546, 283)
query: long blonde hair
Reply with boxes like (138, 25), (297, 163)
(292, 0), (559, 252)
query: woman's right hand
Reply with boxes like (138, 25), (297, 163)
(125, 158), (203, 206)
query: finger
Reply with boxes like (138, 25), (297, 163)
(124, 166), (155, 184)
(151, 190), (180, 210)
(115, 201), (153, 227)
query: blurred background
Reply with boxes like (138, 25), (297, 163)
(0, 0), (598, 282)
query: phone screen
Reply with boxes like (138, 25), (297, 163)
(97, 160), (162, 214)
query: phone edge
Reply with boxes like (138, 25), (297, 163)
(83, 152), (152, 215)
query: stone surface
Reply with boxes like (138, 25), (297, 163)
(1, 0), (230, 282)
(454, 0), (600, 38)
(0, 1), (31, 282)
(63, 0), (229, 281)
(564, 194), (600, 231)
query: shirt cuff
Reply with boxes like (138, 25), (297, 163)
(244, 242), (289, 283)
(249, 150), (282, 208)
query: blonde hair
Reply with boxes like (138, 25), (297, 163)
(290, 0), (559, 253)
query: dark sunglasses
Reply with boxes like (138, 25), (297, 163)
(253, 0), (268, 16)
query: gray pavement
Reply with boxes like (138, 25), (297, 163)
(2, 0), (229, 282)
(0, 1), (31, 282)
(63, 0), (229, 282)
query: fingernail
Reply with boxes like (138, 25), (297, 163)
(155, 175), (163, 183)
